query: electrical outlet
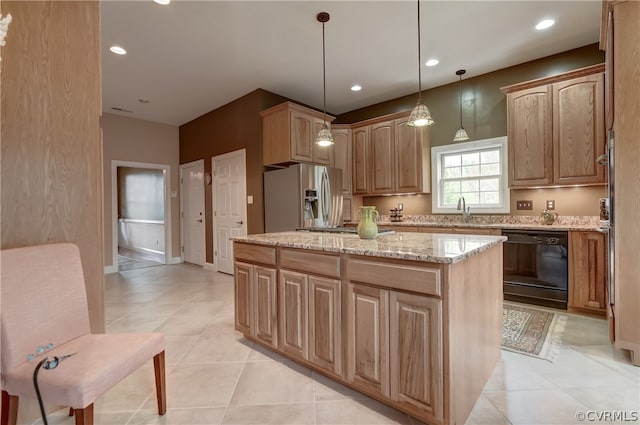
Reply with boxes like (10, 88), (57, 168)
(516, 200), (533, 210)
(546, 200), (555, 210)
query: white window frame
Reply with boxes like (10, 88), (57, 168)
(431, 136), (510, 214)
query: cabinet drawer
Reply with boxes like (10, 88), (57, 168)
(280, 249), (341, 278)
(234, 243), (276, 266)
(346, 258), (441, 297)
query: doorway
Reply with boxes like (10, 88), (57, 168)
(180, 160), (205, 266)
(213, 149), (248, 274)
(111, 160), (172, 272)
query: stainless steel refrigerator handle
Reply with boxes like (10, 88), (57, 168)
(321, 170), (330, 223)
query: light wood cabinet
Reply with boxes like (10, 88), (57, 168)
(279, 270), (308, 360)
(261, 102), (335, 166)
(345, 283), (390, 397)
(553, 74), (605, 185)
(308, 276), (342, 376)
(234, 262), (278, 348)
(389, 292), (443, 422)
(352, 126), (370, 194)
(601, 0), (640, 365)
(502, 65), (605, 188)
(370, 120), (395, 194)
(332, 126), (352, 195)
(351, 112), (430, 195)
(568, 231), (607, 316)
(506, 86), (553, 187)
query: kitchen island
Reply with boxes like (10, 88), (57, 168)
(232, 231), (506, 425)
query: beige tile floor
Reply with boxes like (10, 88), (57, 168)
(37, 264), (639, 425)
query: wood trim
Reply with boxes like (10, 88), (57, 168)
(500, 64), (605, 94)
(73, 404), (94, 425)
(234, 242), (276, 265)
(280, 248), (341, 278)
(1, 391), (18, 425)
(347, 110), (411, 128)
(259, 101), (335, 121)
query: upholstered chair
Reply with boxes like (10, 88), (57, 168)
(0, 243), (166, 425)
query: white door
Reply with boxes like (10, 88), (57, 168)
(213, 149), (247, 274)
(181, 160), (205, 266)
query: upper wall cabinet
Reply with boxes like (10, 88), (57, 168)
(352, 112), (430, 195)
(331, 125), (352, 196)
(502, 64), (605, 188)
(261, 102), (335, 167)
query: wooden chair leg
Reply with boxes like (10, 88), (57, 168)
(153, 351), (167, 415)
(69, 407), (75, 416)
(1, 391), (19, 425)
(74, 403), (93, 425)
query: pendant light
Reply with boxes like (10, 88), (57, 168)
(315, 12), (334, 147)
(453, 69), (470, 142)
(407, 0), (434, 127)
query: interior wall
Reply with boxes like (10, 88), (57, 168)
(1, 1), (104, 332)
(345, 43), (605, 216)
(180, 89), (289, 264)
(102, 113), (180, 267)
(362, 186), (606, 217)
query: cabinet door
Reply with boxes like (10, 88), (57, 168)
(253, 266), (278, 348)
(553, 73), (605, 185)
(352, 126), (370, 194)
(234, 262), (253, 335)
(370, 120), (395, 194)
(279, 270), (308, 359)
(308, 276), (342, 376)
(290, 110), (313, 163)
(389, 292), (443, 421)
(569, 231), (606, 315)
(345, 283), (390, 397)
(312, 118), (333, 166)
(332, 128), (352, 195)
(394, 118), (428, 193)
(507, 86), (553, 187)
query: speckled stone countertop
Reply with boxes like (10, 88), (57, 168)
(232, 231), (507, 264)
(353, 215), (607, 232)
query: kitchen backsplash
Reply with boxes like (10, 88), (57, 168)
(375, 214), (602, 227)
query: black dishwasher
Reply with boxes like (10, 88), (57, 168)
(502, 230), (568, 309)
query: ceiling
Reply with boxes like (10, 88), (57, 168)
(101, 1), (601, 126)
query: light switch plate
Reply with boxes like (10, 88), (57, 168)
(546, 200), (555, 210)
(516, 200), (533, 210)
(247, 195), (254, 204)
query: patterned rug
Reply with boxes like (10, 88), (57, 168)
(502, 303), (567, 362)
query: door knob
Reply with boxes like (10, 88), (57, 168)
(235, 220), (243, 225)
(197, 219), (203, 223)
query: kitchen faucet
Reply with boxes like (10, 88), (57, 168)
(457, 197), (471, 223)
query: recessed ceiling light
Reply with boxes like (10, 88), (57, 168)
(109, 46), (127, 55)
(535, 19), (555, 30)
(153, 0), (171, 4)
(351, 84), (362, 92)
(425, 59), (439, 67)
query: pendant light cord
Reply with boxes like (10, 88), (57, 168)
(322, 20), (327, 126)
(416, 0), (422, 103)
(459, 74), (463, 126)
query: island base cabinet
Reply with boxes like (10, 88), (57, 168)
(345, 283), (390, 398)
(308, 276), (342, 376)
(234, 262), (278, 348)
(279, 270), (309, 360)
(389, 292), (444, 423)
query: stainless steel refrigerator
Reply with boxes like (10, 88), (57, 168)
(264, 164), (343, 232)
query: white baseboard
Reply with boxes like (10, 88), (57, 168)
(168, 256), (182, 265)
(204, 262), (217, 272)
(104, 265), (118, 274)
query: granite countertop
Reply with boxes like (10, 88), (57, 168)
(232, 231), (507, 264)
(352, 215), (607, 232)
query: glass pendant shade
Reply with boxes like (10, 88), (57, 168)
(453, 127), (470, 142)
(408, 102), (434, 127)
(316, 124), (334, 147)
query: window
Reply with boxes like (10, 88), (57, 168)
(431, 137), (509, 214)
